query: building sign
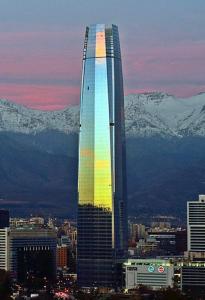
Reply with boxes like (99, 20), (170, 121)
(127, 267), (137, 271)
(158, 265), (165, 273)
(148, 265), (155, 273)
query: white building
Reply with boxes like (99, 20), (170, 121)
(187, 195), (205, 252)
(0, 228), (10, 270)
(125, 258), (174, 290)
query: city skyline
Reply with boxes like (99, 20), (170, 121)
(1, 2), (205, 298)
(0, 0), (205, 110)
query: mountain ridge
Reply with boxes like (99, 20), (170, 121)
(1, 92), (205, 219)
(1, 92), (205, 137)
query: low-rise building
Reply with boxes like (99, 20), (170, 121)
(124, 258), (174, 290)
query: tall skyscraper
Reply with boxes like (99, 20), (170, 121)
(77, 24), (127, 288)
(187, 195), (205, 252)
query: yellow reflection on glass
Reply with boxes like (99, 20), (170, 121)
(78, 24), (113, 211)
(96, 31), (106, 57)
(94, 25), (112, 210)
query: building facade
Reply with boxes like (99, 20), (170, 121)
(10, 228), (57, 281)
(57, 245), (68, 270)
(77, 24), (127, 287)
(0, 210), (10, 271)
(187, 195), (205, 252)
(147, 230), (187, 256)
(181, 265), (205, 296)
(0, 228), (10, 271)
(125, 259), (174, 290)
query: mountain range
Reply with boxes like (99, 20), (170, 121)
(1, 92), (205, 137)
(0, 92), (205, 221)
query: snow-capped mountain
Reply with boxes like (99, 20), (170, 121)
(1, 93), (205, 218)
(0, 92), (205, 137)
(125, 92), (205, 137)
(0, 98), (79, 134)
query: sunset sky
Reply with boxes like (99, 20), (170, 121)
(0, 0), (205, 110)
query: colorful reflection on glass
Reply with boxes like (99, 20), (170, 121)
(77, 24), (127, 288)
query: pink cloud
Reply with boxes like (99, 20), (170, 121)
(0, 30), (204, 109)
(0, 30), (81, 83)
(0, 50), (80, 80)
(0, 31), (82, 109)
(123, 40), (205, 97)
(0, 83), (80, 110)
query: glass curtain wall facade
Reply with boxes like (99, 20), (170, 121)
(77, 24), (127, 288)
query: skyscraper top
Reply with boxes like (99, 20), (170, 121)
(83, 24), (121, 60)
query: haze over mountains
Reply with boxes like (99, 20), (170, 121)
(0, 92), (205, 220)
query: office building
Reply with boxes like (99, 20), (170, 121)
(0, 228), (10, 270)
(181, 264), (205, 296)
(125, 259), (174, 290)
(130, 223), (146, 242)
(182, 195), (205, 296)
(77, 24), (127, 287)
(0, 210), (10, 271)
(57, 245), (68, 270)
(187, 195), (205, 252)
(10, 228), (57, 282)
(147, 230), (187, 256)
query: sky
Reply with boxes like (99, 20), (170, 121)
(0, 0), (205, 110)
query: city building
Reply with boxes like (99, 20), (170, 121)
(187, 194), (205, 252)
(124, 259), (174, 290)
(77, 24), (127, 288)
(0, 228), (10, 271)
(10, 228), (57, 282)
(175, 230), (187, 254)
(29, 217), (44, 226)
(134, 237), (158, 257)
(130, 223), (146, 243)
(60, 235), (71, 247)
(57, 245), (68, 270)
(181, 195), (205, 296)
(69, 228), (77, 247)
(0, 210), (10, 271)
(181, 263), (205, 296)
(0, 210), (9, 228)
(129, 227), (187, 258)
(10, 218), (28, 228)
(147, 230), (187, 256)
